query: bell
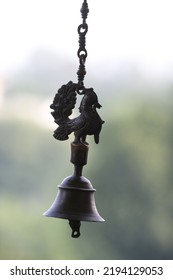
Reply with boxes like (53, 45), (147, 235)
(43, 142), (104, 238)
(43, 174), (104, 237)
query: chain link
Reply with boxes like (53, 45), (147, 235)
(77, 0), (89, 93)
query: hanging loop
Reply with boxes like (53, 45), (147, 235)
(78, 49), (87, 61)
(78, 23), (88, 36)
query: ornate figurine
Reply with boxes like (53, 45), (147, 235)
(50, 81), (104, 144)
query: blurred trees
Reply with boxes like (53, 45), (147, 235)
(0, 51), (173, 259)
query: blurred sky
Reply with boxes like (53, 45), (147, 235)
(0, 0), (173, 80)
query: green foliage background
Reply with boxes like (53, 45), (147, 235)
(0, 51), (173, 259)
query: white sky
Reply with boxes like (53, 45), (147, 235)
(0, 0), (173, 78)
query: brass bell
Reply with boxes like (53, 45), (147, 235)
(44, 0), (105, 238)
(43, 142), (104, 238)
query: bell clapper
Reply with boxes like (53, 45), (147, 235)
(69, 220), (81, 238)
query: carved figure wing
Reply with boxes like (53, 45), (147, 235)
(53, 115), (86, 141)
(50, 81), (77, 124)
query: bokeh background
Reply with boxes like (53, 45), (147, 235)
(1, 0), (173, 259)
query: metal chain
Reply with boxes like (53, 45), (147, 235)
(77, 0), (89, 93)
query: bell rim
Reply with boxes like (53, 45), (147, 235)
(43, 212), (105, 222)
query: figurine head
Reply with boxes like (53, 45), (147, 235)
(80, 88), (102, 111)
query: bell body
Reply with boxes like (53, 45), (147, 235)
(43, 174), (104, 222)
(44, 142), (104, 237)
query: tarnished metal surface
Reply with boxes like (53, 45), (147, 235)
(50, 82), (104, 144)
(44, 143), (104, 238)
(44, 0), (104, 238)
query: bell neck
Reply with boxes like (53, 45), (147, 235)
(73, 165), (83, 177)
(70, 142), (89, 177)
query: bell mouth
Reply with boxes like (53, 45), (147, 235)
(43, 210), (104, 222)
